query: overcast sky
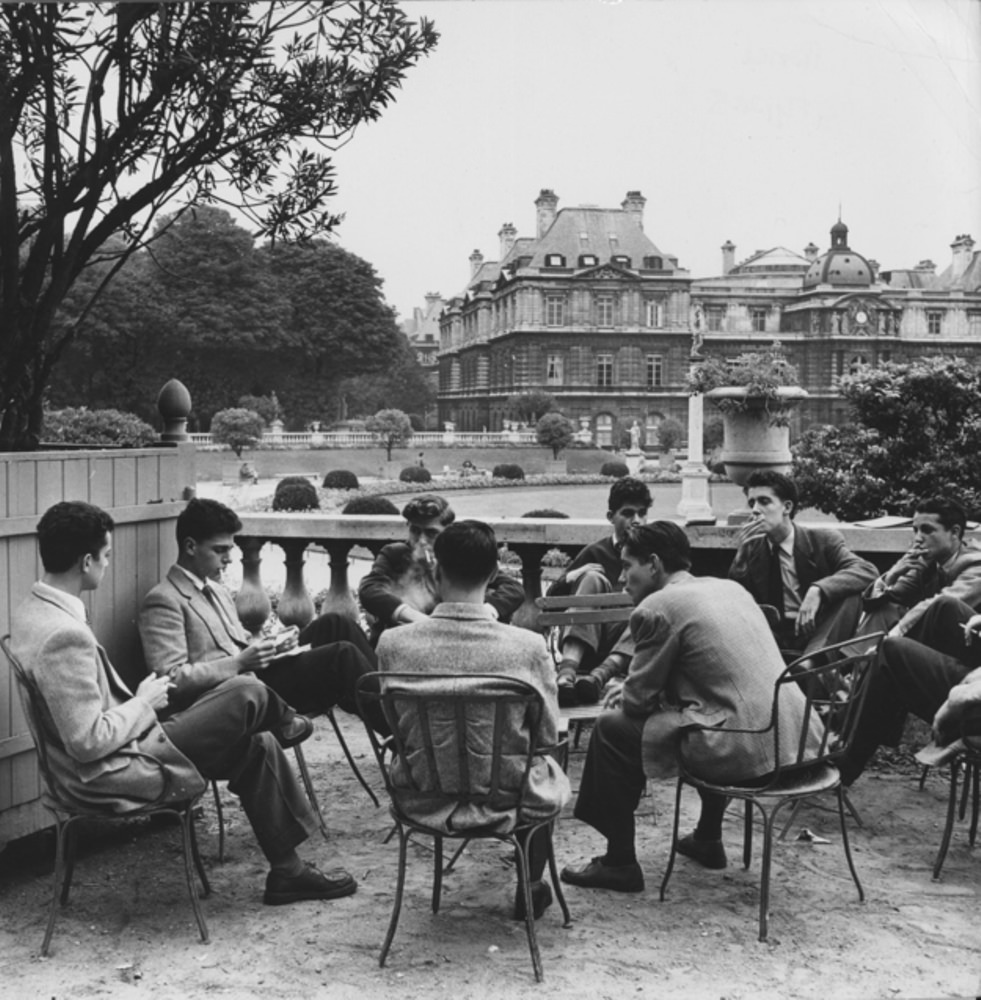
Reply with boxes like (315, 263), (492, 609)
(330, 0), (981, 321)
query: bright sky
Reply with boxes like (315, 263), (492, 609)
(329, 0), (981, 321)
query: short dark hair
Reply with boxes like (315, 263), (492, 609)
(621, 521), (691, 573)
(433, 520), (499, 588)
(176, 498), (242, 549)
(37, 501), (114, 573)
(608, 476), (652, 514)
(745, 470), (799, 518)
(402, 493), (455, 526)
(913, 496), (967, 536)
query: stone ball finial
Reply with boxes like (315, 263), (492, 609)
(157, 379), (192, 442)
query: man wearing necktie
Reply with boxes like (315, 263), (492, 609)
(728, 471), (877, 659)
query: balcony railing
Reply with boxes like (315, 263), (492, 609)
(189, 430), (539, 450)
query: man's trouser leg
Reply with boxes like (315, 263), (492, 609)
(163, 675), (318, 862)
(558, 571), (626, 677)
(904, 595), (981, 664)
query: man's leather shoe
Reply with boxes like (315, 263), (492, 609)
(263, 863), (357, 905)
(512, 880), (553, 921)
(275, 714), (314, 749)
(560, 857), (644, 893)
(574, 673), (602, 705)
(556, 660), (578, 707)
(676, 834), (727, 870)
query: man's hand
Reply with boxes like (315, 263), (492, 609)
(735, 516), (768, 547)
(237, 637), (276, 673)
(962, 615), (981, 646)
(566, 562), (604, 585)
(602, 680), (624, 710)
(135, 673), (174, 711)
(795, 586), (823, 637)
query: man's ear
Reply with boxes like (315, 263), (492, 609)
(605, 510), (615, 525)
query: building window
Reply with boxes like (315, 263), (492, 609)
(750, 307), (767, 332)
(596, 353), (614, 387)
(927, 310), (943, 335)
(578, 254), (598, 267)
(969, 313), (981, 338)
(643, 255), (663, 269)
(646, 354), (664, 388)
(546, 354), (564, 385)
(595, 294), (615, 327)
(645, 298), (665, 328)
(595, 414), (613, 448)
(705, 306), (725, 332)
(544, 253), (566, 268)
(545, 294), (565, 327)
(611, 254), (632, 268)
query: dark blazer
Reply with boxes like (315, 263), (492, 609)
(546, 535), (622, 597)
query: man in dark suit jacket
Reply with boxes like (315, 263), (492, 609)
(140, 498), (387, 735)
(12, 501), (355, 905)
(358, 493), (524, 645)
(728, 470), (877, 659)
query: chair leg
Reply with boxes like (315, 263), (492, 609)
(658, 777), (685, 901)
(544, 822), (572, 928)
(431, 835), (444, 913)
(514, 832), (544, 983)
(42, 816), (72, 957)
(933, 759), (962, 881)
(293, 743), (329, 841)
(958, 759), (970, 821)
(211, 780), (226, 864)
(758, 802), (777, 943)
(188, 808), (212, 897)
(743, 799), (754, 869)
(842, 787), (865, 828)
(443, 838), (469, 874)
(326, 708), (380, 808)
(777, 797), (803, 841)
(178, 807), (210, 944)
(60, 822), (79, 904)
(918, 765), (930, 791)
(969, 761), (980, 847)
(379, 825), (410, 968)
(835, 786), (865, 902)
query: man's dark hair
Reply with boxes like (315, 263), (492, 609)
(402, 493), (455, 526)
(607, 476), (652, 514)
(433, 520), (499, 588)
(621, 520), (691, 573)
(913, 496), (967, 537)
(37, 501), (115, 573)
(176, 497), (242, 548)
(744, 470), (799, 518)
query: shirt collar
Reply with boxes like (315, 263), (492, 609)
(175, 564), (210, 592)
(431, 602), (495, 620)
(35, 580), (87, 624)
(776, 524), (795, 556)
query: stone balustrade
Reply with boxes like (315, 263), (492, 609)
(233, 512), (918, 636)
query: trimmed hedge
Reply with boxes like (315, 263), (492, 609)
(341, 496), (400, 515)
(399, 466), (432, 483)
(272, 478), (319, 511)
(492, 463), (525, 480)
(521, 509), (569, 518)
(600, 460), (629, 478)
(322, 469), (360, 490)
(42, 407), (157, 448)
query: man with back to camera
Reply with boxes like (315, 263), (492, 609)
(11, 501), (356, 904)
(728, 470), (877, 659)
(358, 493), (524, 645)
(376, 519), (570, 920)
(139, 497), (387, 735)
(545, 476), (651, 706)
(560, 521), (823, 891)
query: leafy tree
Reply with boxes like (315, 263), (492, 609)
(239, 393), (284, 426)
(793, 357), (981, 520)
(366, 408), (412, 461)
(211, 407), (265, 458)
(657, 416), (685, 451)
(42, 407), (157, 448)
(508, 390), (555, 424)
(0, 3), (437, 449)
(536, 412), (575, 459)
(337, 332), (434, 421)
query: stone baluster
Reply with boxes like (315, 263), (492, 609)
(277, 539), (316, 628)
(321, 539), (359, 622)
(235, 536), (272, 636)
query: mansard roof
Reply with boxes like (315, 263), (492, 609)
(730, 247), (811, 274)
(935, 251), (981, 292)
(529, 206), (670, 268)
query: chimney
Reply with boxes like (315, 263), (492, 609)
(535, 189), (558, 238)
(721, 240), (736, 275)
(621, 190), (646, 231)
(424, 291), (442, 313)
(914, 259), (936, 275)
(498, 222), (517, 260)
(804, 242), (819, 262)
(867, 259), (880, 281)
(469, 249), (484, 278)
(951, 233), (976, 280)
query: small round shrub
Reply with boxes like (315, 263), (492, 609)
(272, 480), (319, 511)
(521, 509), (569, 518)
(600, 460), (629, 478)
(399, 466), (432, 483)
(342, 495), (400, 516)
(492, 463), (525, 480)
(323, 469), (360, 490)
(277, 475), (314, 490)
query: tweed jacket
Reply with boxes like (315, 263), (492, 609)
(546, 535), (623, 597)
(622, 574), (824, 782)
(359, 542), (525, 643)
(866, 541), (981, 636)
(11, 585), (205, 813)
(376, 603), (571, 833)
(729, 524), (877, 618)
(140, 566), (250, 703)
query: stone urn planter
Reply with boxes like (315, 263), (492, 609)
(705, 386), (807, 486)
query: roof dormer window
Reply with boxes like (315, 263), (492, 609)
(611, 255), (631, 268)
(643, 255), (663, 269)
(544, 253), (566, 268)
(578, 254), (599, 267)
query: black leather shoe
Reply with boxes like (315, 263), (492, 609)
(556, 661), (578, 707)
(676, 833), (727, 869)
(263, 863), (357, 905)
(512, 880), (553, 921)
(276, 714), (313, 749)
(560, 856), (644, 892)
(574, 674), (602, 705)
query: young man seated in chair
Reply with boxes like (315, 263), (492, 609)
(376, 519), (571, 920)
(561, 521), (822, 892)
(545, 477), (652, 706)
(10, 501), (356, 905)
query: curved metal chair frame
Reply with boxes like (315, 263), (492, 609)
(1, 635), (210, 954)
(932, 736), (981, 880)
(356, 671), (571, 983)
(659, 633), (884, 942)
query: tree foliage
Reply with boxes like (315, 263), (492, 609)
(210, 407), (265, 458)
(536, 412), (575, 459)
(0, 2), (437, 449)
(656, 416), (685, 451)
(508, 390), (555, 424)
(366, 408), (411, 461)
(42, 407), (157, 448)
(793, 357), (981, 520)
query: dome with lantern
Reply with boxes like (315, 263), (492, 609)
(802, 219), (874, 289)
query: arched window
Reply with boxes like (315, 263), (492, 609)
(595, 414), (614, 448)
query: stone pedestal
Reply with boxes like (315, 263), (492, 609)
(624, 450), (644, 476)
(676, 389), (717, 525)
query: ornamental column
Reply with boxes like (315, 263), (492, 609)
(676, 340), (716, 525)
